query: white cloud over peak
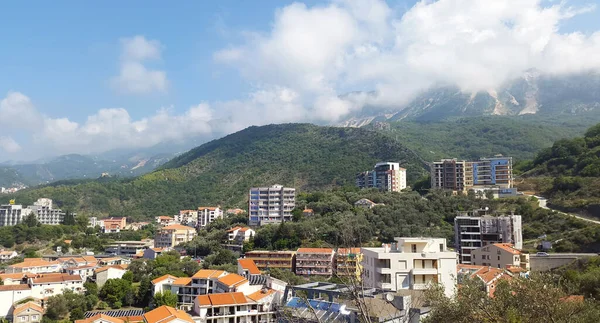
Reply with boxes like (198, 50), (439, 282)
(0, 137), (21, 153)
(111, 36), (168, 94)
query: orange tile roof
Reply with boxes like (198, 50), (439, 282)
(457, 264), (485, 271)
(197, 292), (250, 307)
(172, 277), (192, 286)
(238, 259), (261, 275)
(0, 273), (25, 280)
(0, 285), (30, 291)
(116, 316), (143, 323)
(493, 243), (521, 255)
(75, 313), (124, 323)
(297, 248), (334, 254)
(158, 216), (174, 220)
(228, 226), (243, 232)
(506, 266), (527, 274)
(337, 248), (361, 255)
(198, 206), (219, 211)
(13, 302), (44, 315)
(473, 267), (507, 284)
(64, 240), (72, 244)
(303, 208), (314, 213)
(161, 224), (196, 231)
(31, 274), (83, 284)
(192, 269), (225, 279)
(82, 256), (98, 263)
(218, 273), (248, 287)
(247, 288), (276, 302)
(9, 259), (60, 268)
(100, 257), (122, 263)
(143, 306), (194, 323)
(95, 265), (127, 273)
(151, 274), (177, 285)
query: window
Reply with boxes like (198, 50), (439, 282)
(381, 274), (391, 283)
(497, 256), (500, 261)
(20, 316), (27, 322)
(32, 316), (38, 321)
(411, 244), (417, 253)
(439, 244), (444, 252)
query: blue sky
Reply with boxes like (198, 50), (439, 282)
(1, 0), (600, 160)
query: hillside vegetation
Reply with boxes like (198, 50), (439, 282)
(2, 124), (426, 219)
(518, 123), (600, 216)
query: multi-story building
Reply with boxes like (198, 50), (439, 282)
(334, 248), (363, 280)
(454, 209), (522, 264)
(248, 185), (295, 226)
(361, 237), (458, 297)
(0, 203), (30, 227)
(244, 251), (296, 271)
(143, 306), (194, 323)
(105, 240), (154, 256)
(471, 243), (530, 270)
(197, 207), (223, 228)
(295, 248), (335, 277)
(177, 210), (198, 227)
(95, 265), (128, 288)
(194, 292), (276, 323)
(6, 258), (62, 274)
(101, 217), (127, 233)
(156, 216), (175, 226)
(431, 156), (513, 193)
(154, 224), (197, 248)
(11, 301), (44, 323)
(0, 285), (32, 318)
(227, 226), (255, 243)
(29, 273), (84, 299)
(356, 162), (407, 192)
(27, 198), (66, 225)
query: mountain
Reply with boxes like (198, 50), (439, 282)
(517, 122), (600, 217)
(340, 71), (600, 126)
(0, 124), (427, 219)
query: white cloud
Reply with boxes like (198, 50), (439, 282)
(111, 36), (168, 94)
(0, 137), (21, 153)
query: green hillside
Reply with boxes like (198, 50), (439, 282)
(2, 124), (426, 219)
(518, 123), (600, 216)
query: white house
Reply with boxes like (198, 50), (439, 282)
(29, 273), (84, 299)
(227, 227), (255, 242)
(0, 250), (18, 262)
(10, 301), (44, 323)
(194, 292), (276, 323)
(151, 274), (178, 295)
(143, 305), (194, 323)
(361, 237), (458, 297)
(65, 264), (98, 281)
(0, 285), (32, 318)
(143, 247), (170, 259)
(6, 258), (62, 274)
(95, 265), (128, 288)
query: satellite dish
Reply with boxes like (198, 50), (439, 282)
(385, 293), (395, 302)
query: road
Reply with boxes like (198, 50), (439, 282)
(525, 194), (600, 225)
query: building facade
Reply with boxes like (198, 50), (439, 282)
(105, 240), (154, 256)
(471, 243), (530, 270)
(431, 156), (513, 192)
(295, 248), (335, 277)
(154, 225), (197, 248)
(454, 209), (523, 264)
(0, 204), (30, 227)
(334, 248), (363, 281)
(27, 198), (66, 225)
(356, 162), (407, 192)
(197, 207), (223, 228)
(244, 251), (296, 271)
(361, 237), (457, 297)
(248, 185), (295, 226)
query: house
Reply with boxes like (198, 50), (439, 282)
(226, 208), (245, 215)
(75, 313), (126, 323)
(29, 273), (84, 299)
(143, 305), (194, 323)
(0, 273), (27, 285)
(361, 237), (458, 297)
(457, 264), (513, 297)
(244, 250), (296, 271)
(105, 240), (154, 257)
(0, 285), (32, 318)
(194, 292), (276, 323)
(95, 265), (128, 288)
(238, 259), (261, 277)
(227, 226), (255, 242)
(65, 264), (98, 281)
(156, 216), (175, 226)
(176, 210), (198, 227)
(124, 222), (150, 231)
(295, 248), (335, 277)
(334, 248), (363, 281)
(0, 250), (18, 261)
(58, 256), (98, 269)
(151, 274), (178, 295)
(214, 273), (249, 294)
(471, 243), (530, 270)
(101, 217), (127, 233)
(154, 225), (197, 248)
(197, 207), (224, 228)
(98, 257), (128, 266)
(6, 258), (62, 274)
(143, 247), (171, 259)
(302, 207), (314, 217)
(11, 301), (43, 323)
(354, 198), (383, 209)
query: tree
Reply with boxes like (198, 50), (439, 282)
(70, 308), (85, 321)
(63, 211), (76, 226)
(45, 295), (69, 320)
(153, 291), (177, 308)
(136, 276), (152, 306)
(23, 213), (39, 227)
(99, 278), (133, 308)
(84, 281), (98, 296)
(75, 214), (89, 230)
(122, 271), (134, 283)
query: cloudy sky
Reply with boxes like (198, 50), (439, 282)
(1, 0), (600, 160)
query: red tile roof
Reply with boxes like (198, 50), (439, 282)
(197, 292), (250, 306)
(161, 224), (196, 231)
(143, 306), (194, 323)
(493, 243), (521, 255)
(31, 274), (83, 284)
(297, 248), (334, 254)
(238, 259), (261, 275)
(151, 274), (177, 285)
(13, 302), (44, 315)
(192, 269), (225, 279)
(0, 285), (30, 291)
(218, 273), (248, 287)
(246, 288), (276, 302)
(75, 314), (124, 323)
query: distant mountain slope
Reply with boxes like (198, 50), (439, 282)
(340, 71), (600, 125)
(2, 124), (427, 218)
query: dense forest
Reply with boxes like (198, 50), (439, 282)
(1, 124), (426, 219)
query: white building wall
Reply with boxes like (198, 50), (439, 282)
(96, 268), (127, 288)
(0, 289), (32, 318)
(30, 280), (84, 299)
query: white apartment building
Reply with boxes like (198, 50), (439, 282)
(227, 226), (255, 242)
(356, 162), (407, 192)
(0, 204), (29, 227)
(248, 185), (295, 226)
(454, 209), (522, 264)
(193, 291), (276, 323)
(177, 210), (198, 227)
(27, 198), (66, 225)
(29, 274), (84, 299)
(471, 243), (530, 271)
(95, 265), (128, 288)
(0, 285), (32, 318)
(6, 258), (62, 274)
(105, 240), (154, 256)
(197, 207), (223, 228)
(362, 237), (457, 297)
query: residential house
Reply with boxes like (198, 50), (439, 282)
(29, 273), (84, 299)
(152, 274), (178, 295)
(58, 256), (98, 269)
(105, 240), (154, 257)
(156, 216), (175, 226)
(65, 264), (98, 281)
(143, 247), (170, 259)
(295, 248), (335, 277)
(334, 248), (363, 281)
(6, 258), (61, 274)
(10, 301), (43, 323)
(143, 306), (194, 323)
(457, 264), (513, 297)
(354, 198), (383, 209)
(0, 273), (26, 285)
(197, 207), (223, 228)
(471, 243), (530, 270)
(75, 313), (129, 323)
(124, 222), (150, 231)
(101, 217), (127, 233)
(154, 225), (197, 248)
(194, 292), (276, 323)
(98, 257), (129, 266)
(0, 250), (18, 262)
(176, 210), (198, 227)
(226, 209), (245, 215)
(361, 237), (458, 297)
(95, 265), (128, 288)
(302, 208), (314, 217)
(188, 270), (227, 296)
(244, 251), (296, 272)
(0, 285), (32, 318)
(227, 226), (255, 243)
(238, 259), (261, 277)
(214, 273), (249, 294)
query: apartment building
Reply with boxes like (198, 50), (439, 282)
(362, 237), (458, 297)
(248, 185), (295, 226)
(454, 209), (522, 264)
(0, 204), (29, 227)
(176, 210), (198, 226)
(105, 240), (154, 256)
(156, 216), (175, 226)
(227, 226), (255, 243)
(6, 258), (62, 274)
(27, 198), (66, 225)
(143, 306), (194, 323)
(334, 248), (363, 280)
(356, 162), (407, 192)
(154, 224), (197, 248)
(471, 243), (530, 270)
(194, 292), (276, 323)
(102, 217), (127, 233)
(295, 248), (335, 277)
(244, 250), (296, 271)
(0, 285), (32, 318)
(431, 156), (513, 193)
(197, 207), (224, 228)
(214, 273), (250, 294)
(29, 273), (84, 299)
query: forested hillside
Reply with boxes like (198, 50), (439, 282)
(518, 123), (600, 216)
(1, 124), (426, 219)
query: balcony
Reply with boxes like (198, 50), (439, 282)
(412, 268), (438, 275)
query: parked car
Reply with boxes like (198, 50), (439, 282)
(536, 252), (549, 256)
